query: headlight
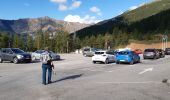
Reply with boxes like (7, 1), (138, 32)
(17, 55), (24, 59)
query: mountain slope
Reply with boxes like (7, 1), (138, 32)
(75, 0), (170, 38)
(0, 16), (90, 34)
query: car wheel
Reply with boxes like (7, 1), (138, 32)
(13, 57), (18, 64)
(105, 58), (109, 64)
(138, 58), (141, 63)
(130, 60), (134, 65)
(0, 57), (3, 63)
(116, 61), (119, 64)
(83, 54), (87, 57)
(138, 59), (141, 63)
(143, 56), (146, 59)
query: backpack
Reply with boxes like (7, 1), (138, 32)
(41, 51), (52, 64)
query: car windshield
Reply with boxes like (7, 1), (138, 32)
(49, 51), (55, 54)
(37, 50), (44, 53)
(95, 52), (104, 55)
(145, 49), (154, 52)
(117, 51), (129, 55)
(11, 49), (25, 54)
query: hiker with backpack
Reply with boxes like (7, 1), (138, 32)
(41, 47), (54, 85)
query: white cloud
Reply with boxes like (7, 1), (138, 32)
(50, 0), (67, 4)
(64, 14), (101, 24)
(129, 6), (138, 11)
(50, 0), (81, 11)
(70, 0), (82, 9)
(90, 6), (102, 16)
(129, 2), (146, 11)
(59, 4), (68, 11)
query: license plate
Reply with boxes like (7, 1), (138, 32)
(146, 54), (151, 56)
(120, 60), (125, 61)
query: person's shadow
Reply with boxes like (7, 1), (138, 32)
(52, 74), (83, 83)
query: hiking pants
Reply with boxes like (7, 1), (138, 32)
(42, 64), (52, 84)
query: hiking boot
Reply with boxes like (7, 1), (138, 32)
(48, 81), (52, 84)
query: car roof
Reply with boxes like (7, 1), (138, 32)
(95, 50), (107, 52)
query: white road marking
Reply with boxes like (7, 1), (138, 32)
(97, 81), (162, 84)
(139, 68), (153, 75)
(80, 68), (115, 73)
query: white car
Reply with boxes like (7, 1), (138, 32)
(31, 50), (44, 60)
(31, 50), (60, 61)
(92, 50), (115, 64)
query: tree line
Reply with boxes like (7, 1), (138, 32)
(0, 31), (73, 53)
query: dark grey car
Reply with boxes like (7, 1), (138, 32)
(0, 48), (31, 64)
(165, 48), (170, 55)
(143, 49), (159, 59)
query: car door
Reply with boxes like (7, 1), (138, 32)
(1, 49), (7, 60)
(5, 49), (14, 61)
(107, 51), (115, 62)
(132, 51), (139, 62)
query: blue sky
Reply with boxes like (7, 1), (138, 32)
(0, 0), (153, 23)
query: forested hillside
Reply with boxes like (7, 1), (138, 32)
(73, 0), (170, 49)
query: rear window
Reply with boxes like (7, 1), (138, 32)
(166, 48), (170, 50)
(95, 52), (104, 55)
(36, 50), (44, 53)
(84, 48), (90, 51)
(117, 51), (129, 55)
(144, 49), (155, 52)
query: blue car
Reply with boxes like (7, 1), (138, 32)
(115, 50), (140, 65)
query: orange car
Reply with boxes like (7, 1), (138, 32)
(134, 49), (143, 54)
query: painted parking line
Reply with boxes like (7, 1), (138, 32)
(96, 81), (162, 84)
(79, 68), (116, 73)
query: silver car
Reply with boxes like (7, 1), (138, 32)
(83, 48), (98, 57)
(31, 50), (60, 61)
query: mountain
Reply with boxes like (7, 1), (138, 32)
(75, 0), (170, 38)
(0, 16), (90, 34)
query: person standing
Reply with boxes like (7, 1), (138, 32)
(41, 47), (54, 85)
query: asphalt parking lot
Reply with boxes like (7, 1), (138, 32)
(0, 54), (170, 100)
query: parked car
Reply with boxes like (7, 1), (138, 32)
(165, 48), (170, 55)
(143, 49), (159, 59)
(134, 49), (143, 54)
(83, 47), (98, 57)
(0, 48), (31, 64)
(49, 51), (60, 61)
(157, 49), (165, 58)
(115, 50), (140, 65)
(31, 50), (44, 60)
(92, 50), (115, 64)
(31, 50), (60, 61)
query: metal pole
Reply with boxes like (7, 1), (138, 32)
(162, 36), (163, 50)
(166, 35), (168, 48)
